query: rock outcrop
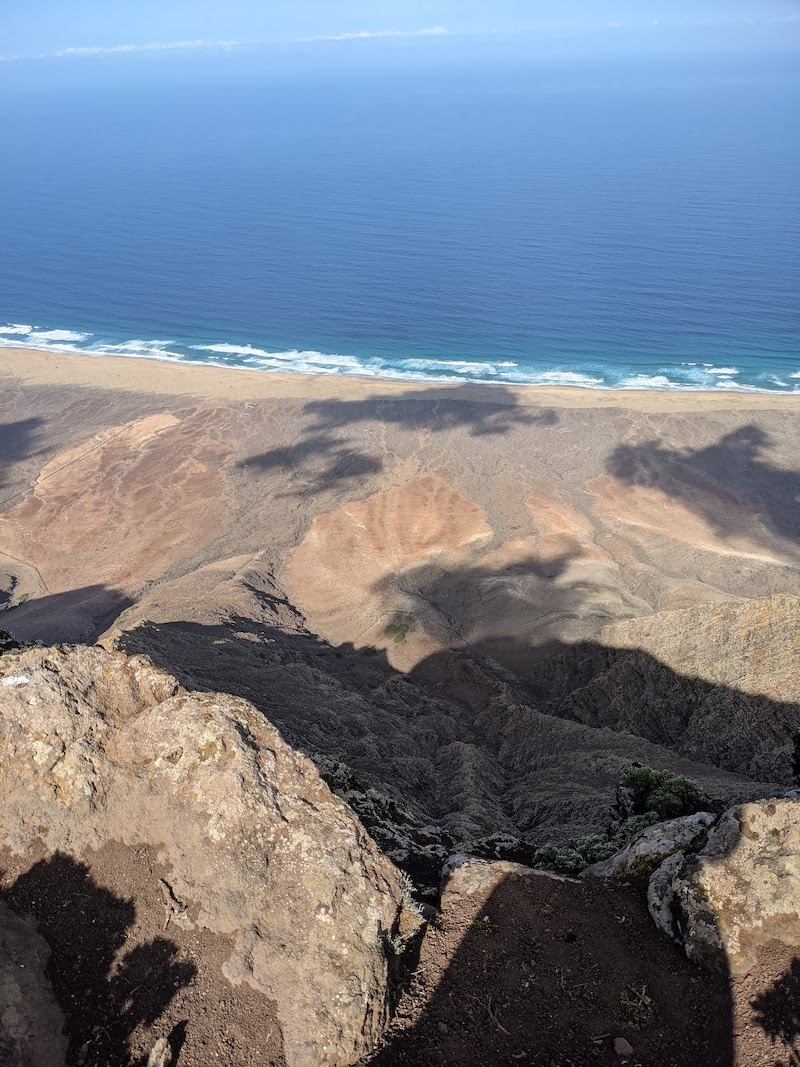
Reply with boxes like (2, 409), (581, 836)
(439, 854), (576, 911)
(583, 811), (716, 878)
(647, 797), (800, 975)
(0, 645), (416, 1067)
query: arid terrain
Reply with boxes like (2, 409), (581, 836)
(1, 348), (799, 1066)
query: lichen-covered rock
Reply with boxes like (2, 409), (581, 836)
(0, 902), (67, 1066)
(647, 797), (800, 974)
(584, 812), (715, 878)
(646, 850), (687, 939)
(0, 645), (413, 1067)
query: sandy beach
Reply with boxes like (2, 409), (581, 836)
(3, 345), (800, 411)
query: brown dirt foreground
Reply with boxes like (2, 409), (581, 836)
(0, 841), (286, 1067)
(1, 842), (798, 1067)
(365, 871), (799, 1067)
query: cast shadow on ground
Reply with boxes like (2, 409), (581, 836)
(752, 957), (800, 1065)
(238, 386), (558, 496)
(607, 424), (800, 548)
(0, 852), (194, 1067)
(1, 584), (135, 645)
(366, 822), (800, 1067)
(366, 868), (739, 1067)
(0, 417), (45, 492)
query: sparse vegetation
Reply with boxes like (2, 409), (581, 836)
(0, 629), (19, 654)
(619, 984), (654, 1027)
(531, 835), (619, 877)
(384, 621), (411, 645)
(496, 765), (716, 878)
(473, 914), (497, 934)
(616, 764), (713, 824)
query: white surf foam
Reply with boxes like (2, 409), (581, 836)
(526, 370), (606, 386)
(190, 342), (280, 359)
(103, 339), (177, 352)
(30, 329), (92, 342)
(619, 374), (676, 389)
(2, 320), (794, 395)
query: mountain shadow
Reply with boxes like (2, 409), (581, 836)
(0, 417), (45, 493)
(116, 599), (799, 872)
(2, 584), (135, 644)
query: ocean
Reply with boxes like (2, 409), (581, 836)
(1, 57), (799, 391)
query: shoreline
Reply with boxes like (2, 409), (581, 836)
(3, 346), (800, 412)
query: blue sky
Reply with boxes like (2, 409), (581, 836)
(3, 1), (799, 63)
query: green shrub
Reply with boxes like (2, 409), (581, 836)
(0, 630), (18, 654)
(384, 621), (411, 645)
(618, 765), (712, 822)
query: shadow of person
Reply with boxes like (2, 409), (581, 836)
(751, 957), (800, 1066)
(0, 852), (196, 1067)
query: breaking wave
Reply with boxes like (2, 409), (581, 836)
(1, 321), (798, 394)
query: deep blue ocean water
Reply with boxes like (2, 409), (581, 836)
(1, 60), (799, 391)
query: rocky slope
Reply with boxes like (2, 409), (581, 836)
(102, 568), (794, 894)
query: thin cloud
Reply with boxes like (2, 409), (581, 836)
(305, 26), (448, 42)
(0, 39), (241, 62)
(54, 39), (240, 57)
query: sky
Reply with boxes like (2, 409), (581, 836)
(2, 0), (800, 66)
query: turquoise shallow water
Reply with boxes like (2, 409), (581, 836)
(1, 61), (799, 391)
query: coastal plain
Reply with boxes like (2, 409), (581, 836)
(2, 346), (798, 658)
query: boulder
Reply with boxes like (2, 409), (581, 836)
(646, 850), (687, 940)
(440, 854), (576, 910)
(647, 797), (800, 974)
(0, 645), (415, 1067)
(583, 811), (716, 878)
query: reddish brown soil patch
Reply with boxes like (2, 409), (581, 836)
(0, 841), (285, 1067)
(366, 871), (796, 1067)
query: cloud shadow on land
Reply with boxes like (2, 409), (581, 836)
(0, 417), (45, 492)
(0, 852), (194, 1066)
(606, 424), (800, 547)
(238, 385), (558, 496)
